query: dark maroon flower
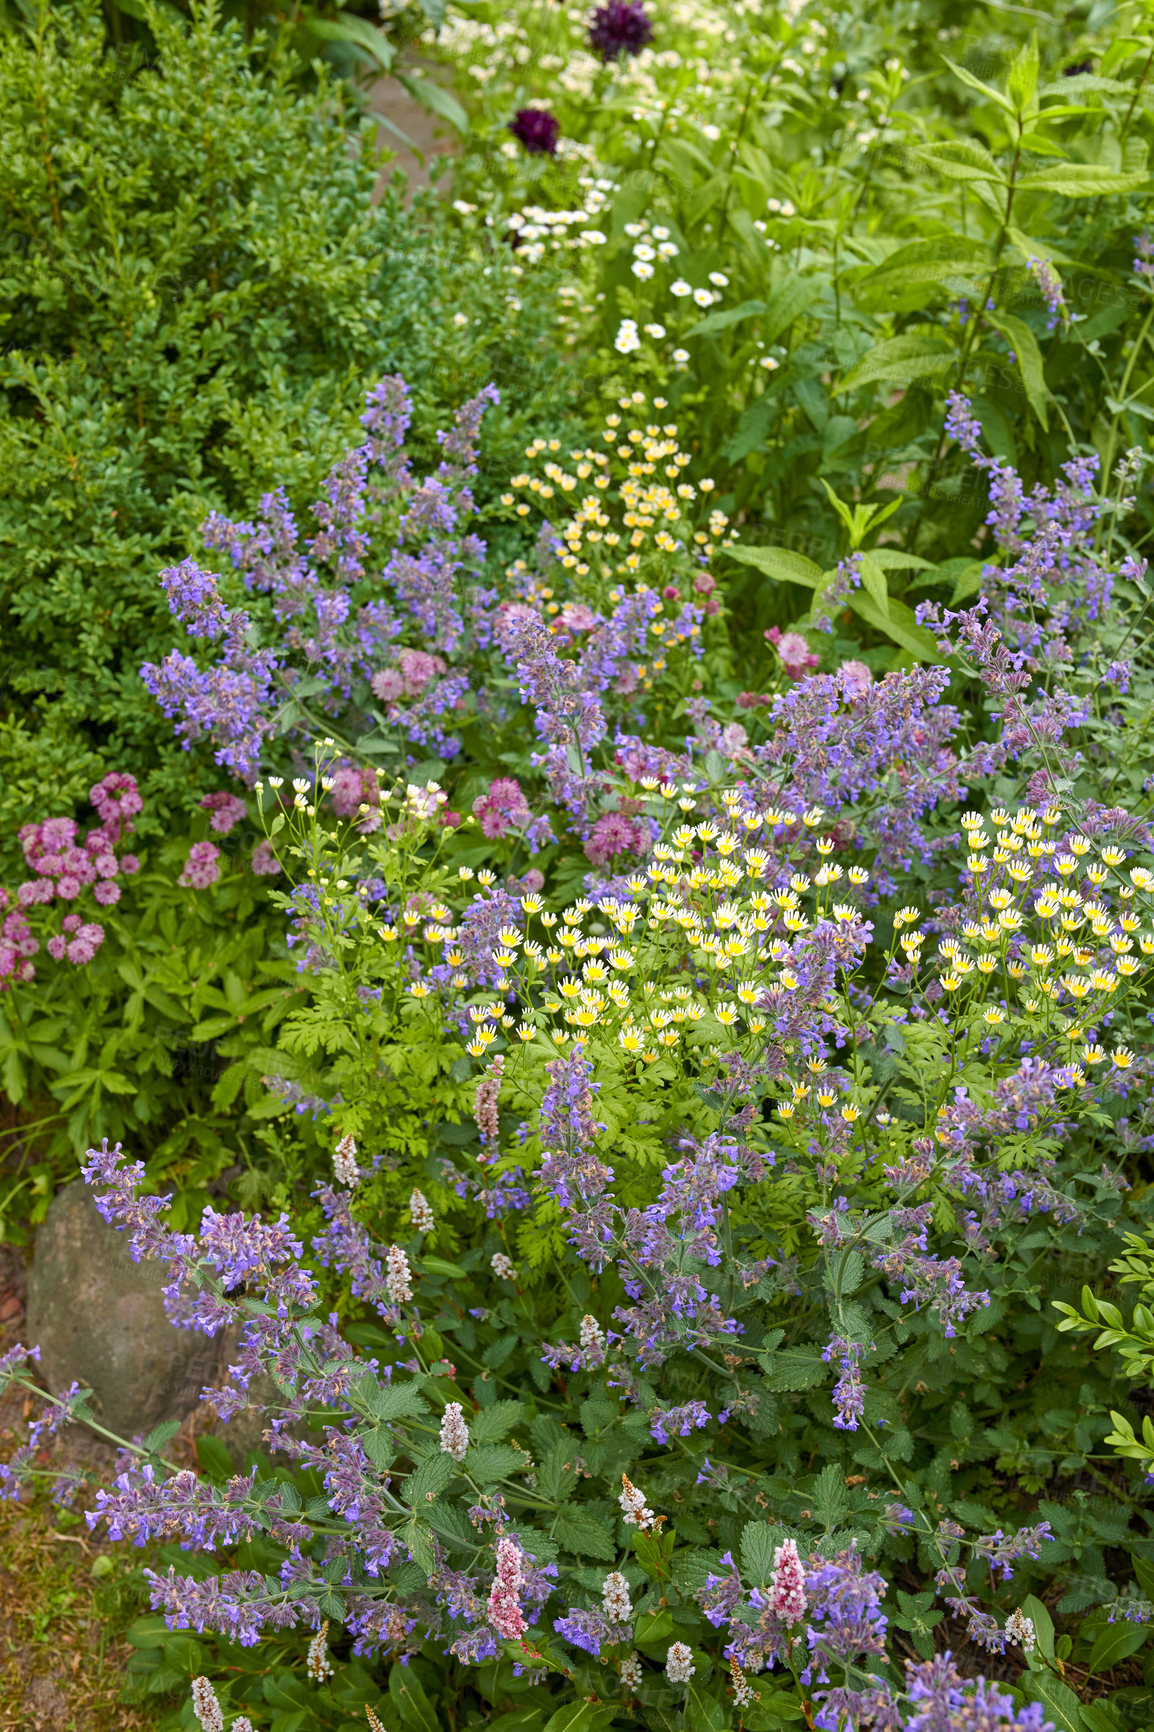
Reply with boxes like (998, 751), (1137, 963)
(509, 107), (561, 156)
(587, 0), (653, 62)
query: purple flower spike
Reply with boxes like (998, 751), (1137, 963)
(510, 108), (560, 156)
(588, 0), (653, 62)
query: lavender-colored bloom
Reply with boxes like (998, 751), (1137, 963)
(822, 1334), (869, 1430)
(554, 1606), (613, 1655)
(1027, 256), (1068, 331)
(588, 0), (653, 60)
(904, 1654), (1053, 1730)
(648, 1400), (709, 1442)
(510, 107), (560, 155)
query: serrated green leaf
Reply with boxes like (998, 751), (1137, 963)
(741, 1519), (780, 1585)
(1018, 165), (1147, 197)
(554, 1506), (616, 1559)
(469, 1399), (526, 1444)
(404, 1450), (455, 1505)
(837, 329), (956, 394)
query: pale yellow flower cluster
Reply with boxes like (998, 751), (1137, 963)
(501, 391), (734, 587)
(916, 809), (1154, 1042)
(426, 791), (866, 1070)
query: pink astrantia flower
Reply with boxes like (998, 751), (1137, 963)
(487, 1536), (527, 1639)
(330, 766), (379, 820)
(473, 778), (531, 840)
(585, 810), (643, 867)
(199, 791), (247, 834)
(765, 626), (820, 680)
(250, 840), (281, 876)
(179, 841), (221, 890)
(770, 1538), (807, 1624)
(371, 668), (405, 702)
(398, 648), (446, 695)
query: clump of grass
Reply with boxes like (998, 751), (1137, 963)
(0, 1488), (164, 1730)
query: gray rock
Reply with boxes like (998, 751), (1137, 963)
(26, 1179), (228, 1440)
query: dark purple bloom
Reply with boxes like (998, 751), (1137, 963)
(510, 108), (560, 156)
(588, 0), (653, 60)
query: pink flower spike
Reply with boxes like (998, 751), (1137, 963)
(770, 1537), (807, 1624)
(487, 1536), (526, 1639)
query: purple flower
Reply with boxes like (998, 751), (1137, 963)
(509, 108), (560, 155)
(821, 1334), (869, 1430)
(648, 1400), (710, 1443)
(588, 0), (653, 60)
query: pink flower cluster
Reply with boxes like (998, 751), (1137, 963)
(473, 778), (530, 840)
(765, 626), (820, 680)
(487, 1536), (527, 1639)
(179, 842), (221, 890)
(371, 648), (447, 703)
(330, 766), (380, 821)
(199, 791), (247, 834)
(585, 809), (647, 867)
(1, 773), (144, 988)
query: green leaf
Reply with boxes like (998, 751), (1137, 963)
(762, 1345), (829, 1390)
(916, 140), (1007, 182)
(684, 1678), (726, 1731)
(465, 1443), (524, 1484)
(844, 588), (940, 661)
(723, 544), (822, 588)
(857, 236), (990, 299)
(195, 1434), (233, 1482)
(142, 1419), (181, 1454)
(1022, 1595), (1056, 1661)
(359, 1377), (428, 1425)
(404, 1450), (455, 1506)
(1039, 74), (1133, 97)
(303, 12), (395, 71)
(389, 1663), (441, 1732)
(395, 73), (469, 135)
(985, 310), (1049, 430)
(942, 55), (1015, 114)
(1007, 35), (1040, 114)
(741, 1519), (780, 1585)
(419, 1255), (469, 1279)
(470, 1400), (525, 1444)
(837, 329), (955, 394)
(761, 275), (823, 346)
(402, 1516), (435, 1577)
(813, 1462), (852, 1531)
(1017, 165), (1148, 197)
(685, 297), (765, 338)
(1086, 1621), (1147, 1675)
(635, 1608), (675, 1648)
(1022, 1668), (1085, 1732)
(857, 553), (891, 619)
(541, 1702), (602, 1732)
(554, 1506), (617, 1559)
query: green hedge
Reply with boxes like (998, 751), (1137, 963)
(0, 0), (572, 859)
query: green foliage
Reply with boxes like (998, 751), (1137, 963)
(0, 0), (573, 858)
(440, 0), (1154, 653)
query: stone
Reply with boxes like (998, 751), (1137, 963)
(26, 1179), (228, 1440)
